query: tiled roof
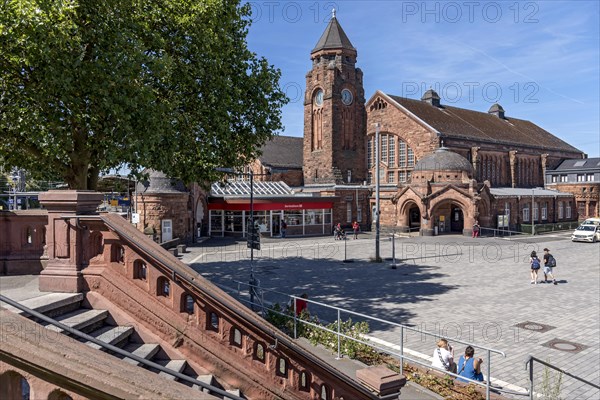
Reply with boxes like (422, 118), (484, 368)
(258, 136), (303, 169)
(312, 17), (355, 53)
(387, 95), (582, 154)
(551, 158), (600, 171)
(414, 147), (473, 173)
(211, 181), (293, 197)
(490, 188), (573, 197)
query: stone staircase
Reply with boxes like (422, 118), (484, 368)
(4, 292), (243, 399)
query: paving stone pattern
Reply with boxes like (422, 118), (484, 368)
(184, 232), (600, 399)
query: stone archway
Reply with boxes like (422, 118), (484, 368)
(409, 204), (421, 231)
(430, 200), (469, 235)
(395, 195), (423, 233)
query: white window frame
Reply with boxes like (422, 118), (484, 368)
(541, 202), (547, 220)
(558, 201), (564, 219)
(346, 201), (352, 223)
(587, 174), (595, 181)
(566, 202), (572, 218)
(381, 135), (388, 162)
(399, 171), (406, 183)
(357, 208), (362, 222)
(388, 171), (395, 183)
(533, 202), (538, 222)
(523, 205), (530, 222)
(388, 136), (395, 166)
(504, 202), (510, 217)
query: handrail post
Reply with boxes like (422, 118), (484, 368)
(528, 357), (534, 400)
(400, 326), (404, 375)
(486, 349), (491, 400)
(293, 297), (297, 339)
(336, 309), (341, 359)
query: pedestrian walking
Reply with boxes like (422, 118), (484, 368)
(280, 219), (287, 238)
(542, 248), (558, 285)
(530, 251), (541, 284)
(352, 221), (360, 239)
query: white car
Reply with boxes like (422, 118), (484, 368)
(571, 225), (600, 243)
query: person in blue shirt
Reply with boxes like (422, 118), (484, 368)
(457, 346), (484, 383)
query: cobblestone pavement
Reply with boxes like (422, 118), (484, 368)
(183, 231), (600, 399)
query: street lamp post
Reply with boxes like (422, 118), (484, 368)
(11, 173), (19, 211)
(375, 123), (381, 262)
(531, 189), (535, 236)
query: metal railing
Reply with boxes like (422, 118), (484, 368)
(479, 227), (527, 239)
(0, 294), (244, 400)
(526, 356), (600, 400)
(230, 281), (506, 400)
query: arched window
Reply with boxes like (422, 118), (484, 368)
(157, 277), (170, 297)
(133, 260), (147, 281)
(320, 384), (330, 400)
(48, 389), (73, 400)
(208, 312), (219, 331)
(254, 342), (265, 362)
(0, 371), (30, 399)
(183, 294), (194, 314)
(276, 357), (288, 378)
(111, 244), (125, 263)
(25, 227), (33, 244)
(230, 327), (242, 347)
(89, 231), (103, 258)
(299, 371), (311, 391)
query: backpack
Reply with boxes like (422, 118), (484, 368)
(531, 257), (540, 269)
(548, 255), (557, 267)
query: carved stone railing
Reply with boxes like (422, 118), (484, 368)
(0, 210), (48, 275)
(0, 310), (214, 400)
(78, 212), (377, 400)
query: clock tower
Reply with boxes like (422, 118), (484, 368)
(303, 11), (366, 184)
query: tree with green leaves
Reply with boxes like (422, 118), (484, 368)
(0, 0), (287, 190)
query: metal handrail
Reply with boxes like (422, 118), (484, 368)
(0, 294), (243, 400)
(231, 280), (506, 400)
(525, 356), (600, 400)
(95, 214), (379, 399)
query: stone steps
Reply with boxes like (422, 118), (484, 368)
(7, 293), (243, 399)
(156, 359), (188, 381)
(121, 343), (161, 366)
(3, 292), (83, 318)
(45, 308), (108, 334)
(86, 325), (134, 350)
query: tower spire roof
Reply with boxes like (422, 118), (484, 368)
(311, 13), (355, 53)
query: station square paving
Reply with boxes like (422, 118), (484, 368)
(183, 232), (600, 399)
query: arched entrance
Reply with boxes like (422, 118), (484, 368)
(409, 205), (421, 231)
(431, 201), (467, 235)
(450, 206), (464, 233)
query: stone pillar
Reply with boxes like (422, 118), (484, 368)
(509, 151), (518, 188)
(471, 147), (480, 180)
(39, 191), (103, 293)
(541, 154), (548, 187)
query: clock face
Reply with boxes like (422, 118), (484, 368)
(341, 89), (353, 105)
(314, 90), (324, 106)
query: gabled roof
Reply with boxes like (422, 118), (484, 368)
(312, 16), (355, 53)
(211, 181), (293, 197)
(385, 94), (582, 154)
(258, 136), (303, 169)
(551, 158), (600, 171)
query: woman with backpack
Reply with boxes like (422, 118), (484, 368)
(530, 251), (541, 284)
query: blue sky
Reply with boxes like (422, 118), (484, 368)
(246, 0), (600, 157)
